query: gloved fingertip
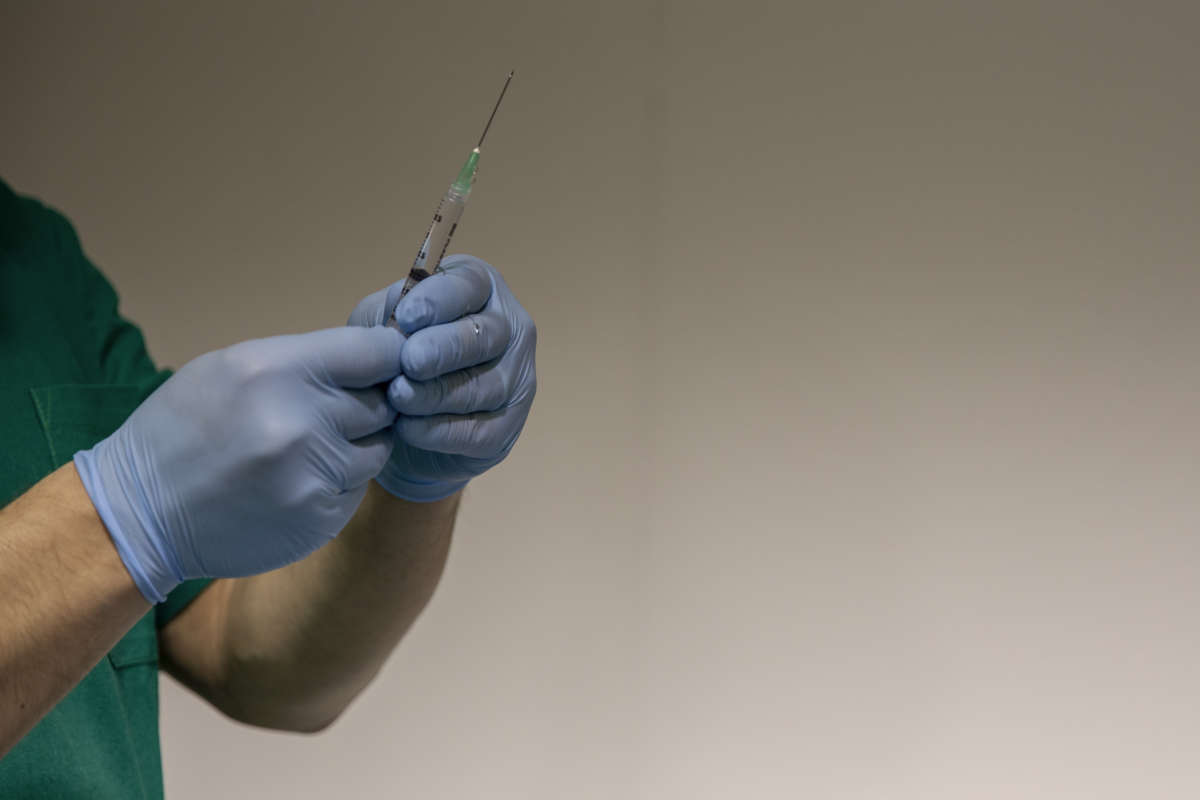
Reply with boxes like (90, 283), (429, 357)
(400, 337), (438, 381)
(395, 294), (438, 334)
(388, 376), (416, 411)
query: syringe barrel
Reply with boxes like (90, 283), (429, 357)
(414, 187), (469, 272)
(383, 186), (470, 330)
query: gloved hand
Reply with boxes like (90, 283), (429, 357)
(348, 254), (537, 501)
(74, 326), (404, 604)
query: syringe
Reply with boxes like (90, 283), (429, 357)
(385, 71), (513, 330)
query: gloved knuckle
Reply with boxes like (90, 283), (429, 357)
(457, 322), (477, 357)
(468, 417), (488, 448)
(489, 379), (509, 410)
(478, 421), (505, 458)
(282, 485), (319, 515)
(496, 371), (514, 405)
(514, 372), (537, 406)
(254, 414), (308, 461)
(224, 346), (278, 385)
(519, 314), (538, 348)
(460, 377), (481, 412)
(423, 341), (448, 378)
(434, 376), (453, 410)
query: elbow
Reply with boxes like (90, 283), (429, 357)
(212, 683), (353, 735)
(222, 698), (347, 735)
(210, 649), (383, 734)
(272, 710), (342, 735)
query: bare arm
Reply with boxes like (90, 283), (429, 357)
(0, 464), (150, 757)
(159, 481), (458, 732)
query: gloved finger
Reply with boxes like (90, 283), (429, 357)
(347, 285), (391, 327)
(340, 430), (395, 489)
(400, 308), (511, 381)
(392, 256), (492, 334)
(326, 386), (396, 440)
(389, 362), (509, 416)
(309, 326), (405, 388)
(395, 405), (527, 459)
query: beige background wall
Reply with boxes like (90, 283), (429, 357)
(4, 1), (1200, 797)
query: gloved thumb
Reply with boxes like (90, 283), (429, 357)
(309, 325), (405, 388)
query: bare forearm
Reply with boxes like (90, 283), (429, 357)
(0, 464), (150, 756)
(162, 481), (457, 731)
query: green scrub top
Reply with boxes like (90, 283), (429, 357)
(0, 179), (212, 799)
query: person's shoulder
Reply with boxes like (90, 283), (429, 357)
(0, 177), (85, 260)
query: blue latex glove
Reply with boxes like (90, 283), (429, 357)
(347, 254), (537, 501)
(74, 326), (404, 604)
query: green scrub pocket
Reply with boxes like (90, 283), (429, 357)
(29, 383), (146, 468)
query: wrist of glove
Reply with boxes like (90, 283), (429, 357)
(75, 438), (184, 604)
(348, 254), (537, 503)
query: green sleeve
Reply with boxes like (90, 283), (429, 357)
(44, 202), (214, 623)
